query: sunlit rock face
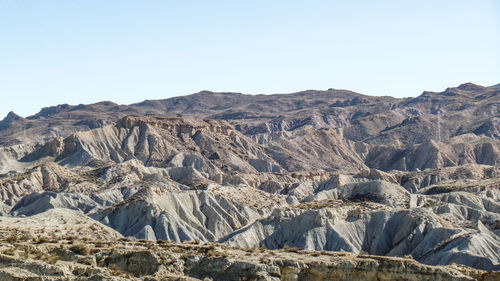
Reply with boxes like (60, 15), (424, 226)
(0, 83), (499, 277)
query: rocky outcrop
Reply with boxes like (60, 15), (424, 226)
(0, 236), (496, 281)
(265, 126), (369, 172)
(16, 115), (499, 178)
(222, 202), (500, 271)
(0, 208), (123, 241)
(0, 162), (95, 206)
(21, 116), (284, 176)
(91, 185), (287, 242)
(395, 164), (500, 192)
(0, 143), (38, 174)
(367, 137), (500, 172)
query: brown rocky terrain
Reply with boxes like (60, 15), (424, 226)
(0, 223), (498, 281)
(0, 82), (498, 279)
(1, 83), (498, 147)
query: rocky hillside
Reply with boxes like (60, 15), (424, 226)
(0, 218), (498, 281)
(0, 83), (499, 278)
(2, 239), (497, 280)
(1, 83), (498, 147)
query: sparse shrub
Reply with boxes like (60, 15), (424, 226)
(124, 251), (133, 258)
(5, 235), (17, 243)
(2, 247), (15, 255)
(484, 167), (496, 179)
(65, 235), (78, 241)
(197, 182), (209, 189)
(146, 242), (157, 250)
(17, 233), (31, 242)
(36, 237), (49, 244)
(259, 245), (267, 253)
(33, 250), (44, 259)
(43, 253), (60, 264)
(206, 248), (217, 257)
(119, 237), (132, 243)
(94, 241), (106, 248)
(286, 247), (300, 253)
(69, 243), (90, 256)
(179, 253), (190, 260)
(205, 247), (228, 258)
(171, 247), (184, 253)
(357, 250), (368, 257)
(21, 247), (30, 259)
(109, 264), (123, 276)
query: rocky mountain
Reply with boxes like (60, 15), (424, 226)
(0, 83), (499, 278)
(1, 82), (498, 146)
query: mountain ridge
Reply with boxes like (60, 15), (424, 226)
(0, 82), (499, 275)
(1, 82), (498, 149)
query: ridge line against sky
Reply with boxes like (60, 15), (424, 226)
(1, 0), (499, 118)
(2, 81), (500, 120)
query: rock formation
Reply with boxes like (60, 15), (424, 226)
(0, 83), (499, 278)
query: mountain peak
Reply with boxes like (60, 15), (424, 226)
(1, 111), (25, 123)
(456, 82), (486, 91)
(0, 111), (26, 130)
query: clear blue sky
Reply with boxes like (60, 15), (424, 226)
(1, 1), (499, 118)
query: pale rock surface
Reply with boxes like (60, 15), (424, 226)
(92, 185), (288, 243)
